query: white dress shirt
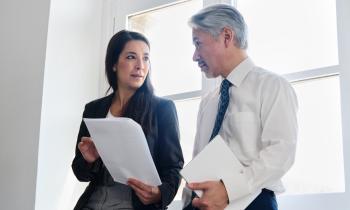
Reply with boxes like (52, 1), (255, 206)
(183, 57), (298, 206)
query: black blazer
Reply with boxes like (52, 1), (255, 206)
(72, 94), (184, 210)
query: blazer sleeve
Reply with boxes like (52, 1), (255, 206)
(156, 100), (184, 209)
(71, 104), (102, 182)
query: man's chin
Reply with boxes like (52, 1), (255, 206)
(203, 71), (216, 79)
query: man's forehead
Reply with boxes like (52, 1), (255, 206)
(192, 28), (205, 40)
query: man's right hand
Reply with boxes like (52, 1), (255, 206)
(78, 137), (99, 163)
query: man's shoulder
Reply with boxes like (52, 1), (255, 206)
(249, 66), (290, 87)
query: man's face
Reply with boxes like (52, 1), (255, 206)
(192, 28), (225, 78)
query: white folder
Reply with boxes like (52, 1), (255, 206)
(180, 135), (260, 210)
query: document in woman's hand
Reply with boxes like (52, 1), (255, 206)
(83, 118), (161, 186)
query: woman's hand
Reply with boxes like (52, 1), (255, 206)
(78, 137), (99, 163)
(128, 178), (162, 205)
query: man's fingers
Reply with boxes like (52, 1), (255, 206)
(188, 181), (211, 190)
(192, 197), (209, 209)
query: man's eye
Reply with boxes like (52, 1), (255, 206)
(144, 56), (149, 61)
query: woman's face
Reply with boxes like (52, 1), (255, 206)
(114, 40), (150, 91)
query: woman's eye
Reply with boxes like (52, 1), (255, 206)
(144, 56), (149, 61)
(126, 55), (135, 59)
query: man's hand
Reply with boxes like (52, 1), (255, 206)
(128, 178), (162, 205)
(188, 180), (229, 210)
(78, 137), (99, 163)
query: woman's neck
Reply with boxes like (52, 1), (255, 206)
(110, 87), (135, 116)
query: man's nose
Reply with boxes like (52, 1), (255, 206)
(193, 49), (200, 62)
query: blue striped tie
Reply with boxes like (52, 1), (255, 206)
(210, 79), (232, 141)
(183, 79), (232, 210)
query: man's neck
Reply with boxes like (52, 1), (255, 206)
(221, 49), (247, 78)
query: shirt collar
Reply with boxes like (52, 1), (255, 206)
(225, 57), (255, 87)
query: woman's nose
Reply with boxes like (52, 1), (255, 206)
(136, 58), (145, 70)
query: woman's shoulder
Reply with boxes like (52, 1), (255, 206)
(153, 96), (175, 110)
(152, 96), (178, 122)
(84, 94), (113, 110)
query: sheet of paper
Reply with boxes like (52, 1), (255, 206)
(84, 117), (161, 186)
(180, 135), (260, 210)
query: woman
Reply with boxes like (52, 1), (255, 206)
(72, 30), (184, 210)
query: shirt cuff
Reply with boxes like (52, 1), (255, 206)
(221, 166), (253, 202)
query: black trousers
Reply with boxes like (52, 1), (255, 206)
(246, 189), (278, 210)
(183, 189), (277, 210)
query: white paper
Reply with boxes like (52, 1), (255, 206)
(84, 117), (161, 186)
(180, 135), (260, 210)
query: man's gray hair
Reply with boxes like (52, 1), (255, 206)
(189, 4), (248, 49)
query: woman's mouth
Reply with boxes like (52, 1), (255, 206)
(131, 74), (143, 79)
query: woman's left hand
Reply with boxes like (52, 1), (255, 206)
(127, 178), (161, 205)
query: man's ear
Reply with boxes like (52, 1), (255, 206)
(222, 27), (234, 48)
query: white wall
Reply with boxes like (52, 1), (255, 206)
(35, 0), (104, 210)
(0, 1), (51, 210)
(0, 0), (105, 209)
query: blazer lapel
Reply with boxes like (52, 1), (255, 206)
(95, 93), (114, 118)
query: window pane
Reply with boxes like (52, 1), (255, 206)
(174, 98), (200, 200)
(175, 98), (200, 165)
(129, 0), (203, 96)
(282, 75), (344, 194)
(237, 0), (338, 74)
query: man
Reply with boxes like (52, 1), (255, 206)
(182, 4), (298, 210)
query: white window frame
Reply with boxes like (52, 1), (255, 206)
(101, 0), (350, 209)
(274, 0), (350, 209)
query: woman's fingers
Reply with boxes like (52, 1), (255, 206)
(127, 178), (161, 205)
(78, 137), (99, 163)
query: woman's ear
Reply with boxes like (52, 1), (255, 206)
(112, 64), (117, 72)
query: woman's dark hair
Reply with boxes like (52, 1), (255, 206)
(105, 30), (156, 135)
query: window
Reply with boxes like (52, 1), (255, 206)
(113, 0), (350, 209)
(237, 0), (338, 74)
(128, 0), (203, 96)
(236, 0), (344, 196)
(285, 75), (344, 195)
(128, 0), (203, 200)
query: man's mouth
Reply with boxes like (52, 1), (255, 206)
(198, 61), (208, 70)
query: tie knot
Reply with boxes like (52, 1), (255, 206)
(220, 79), (232, 94)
